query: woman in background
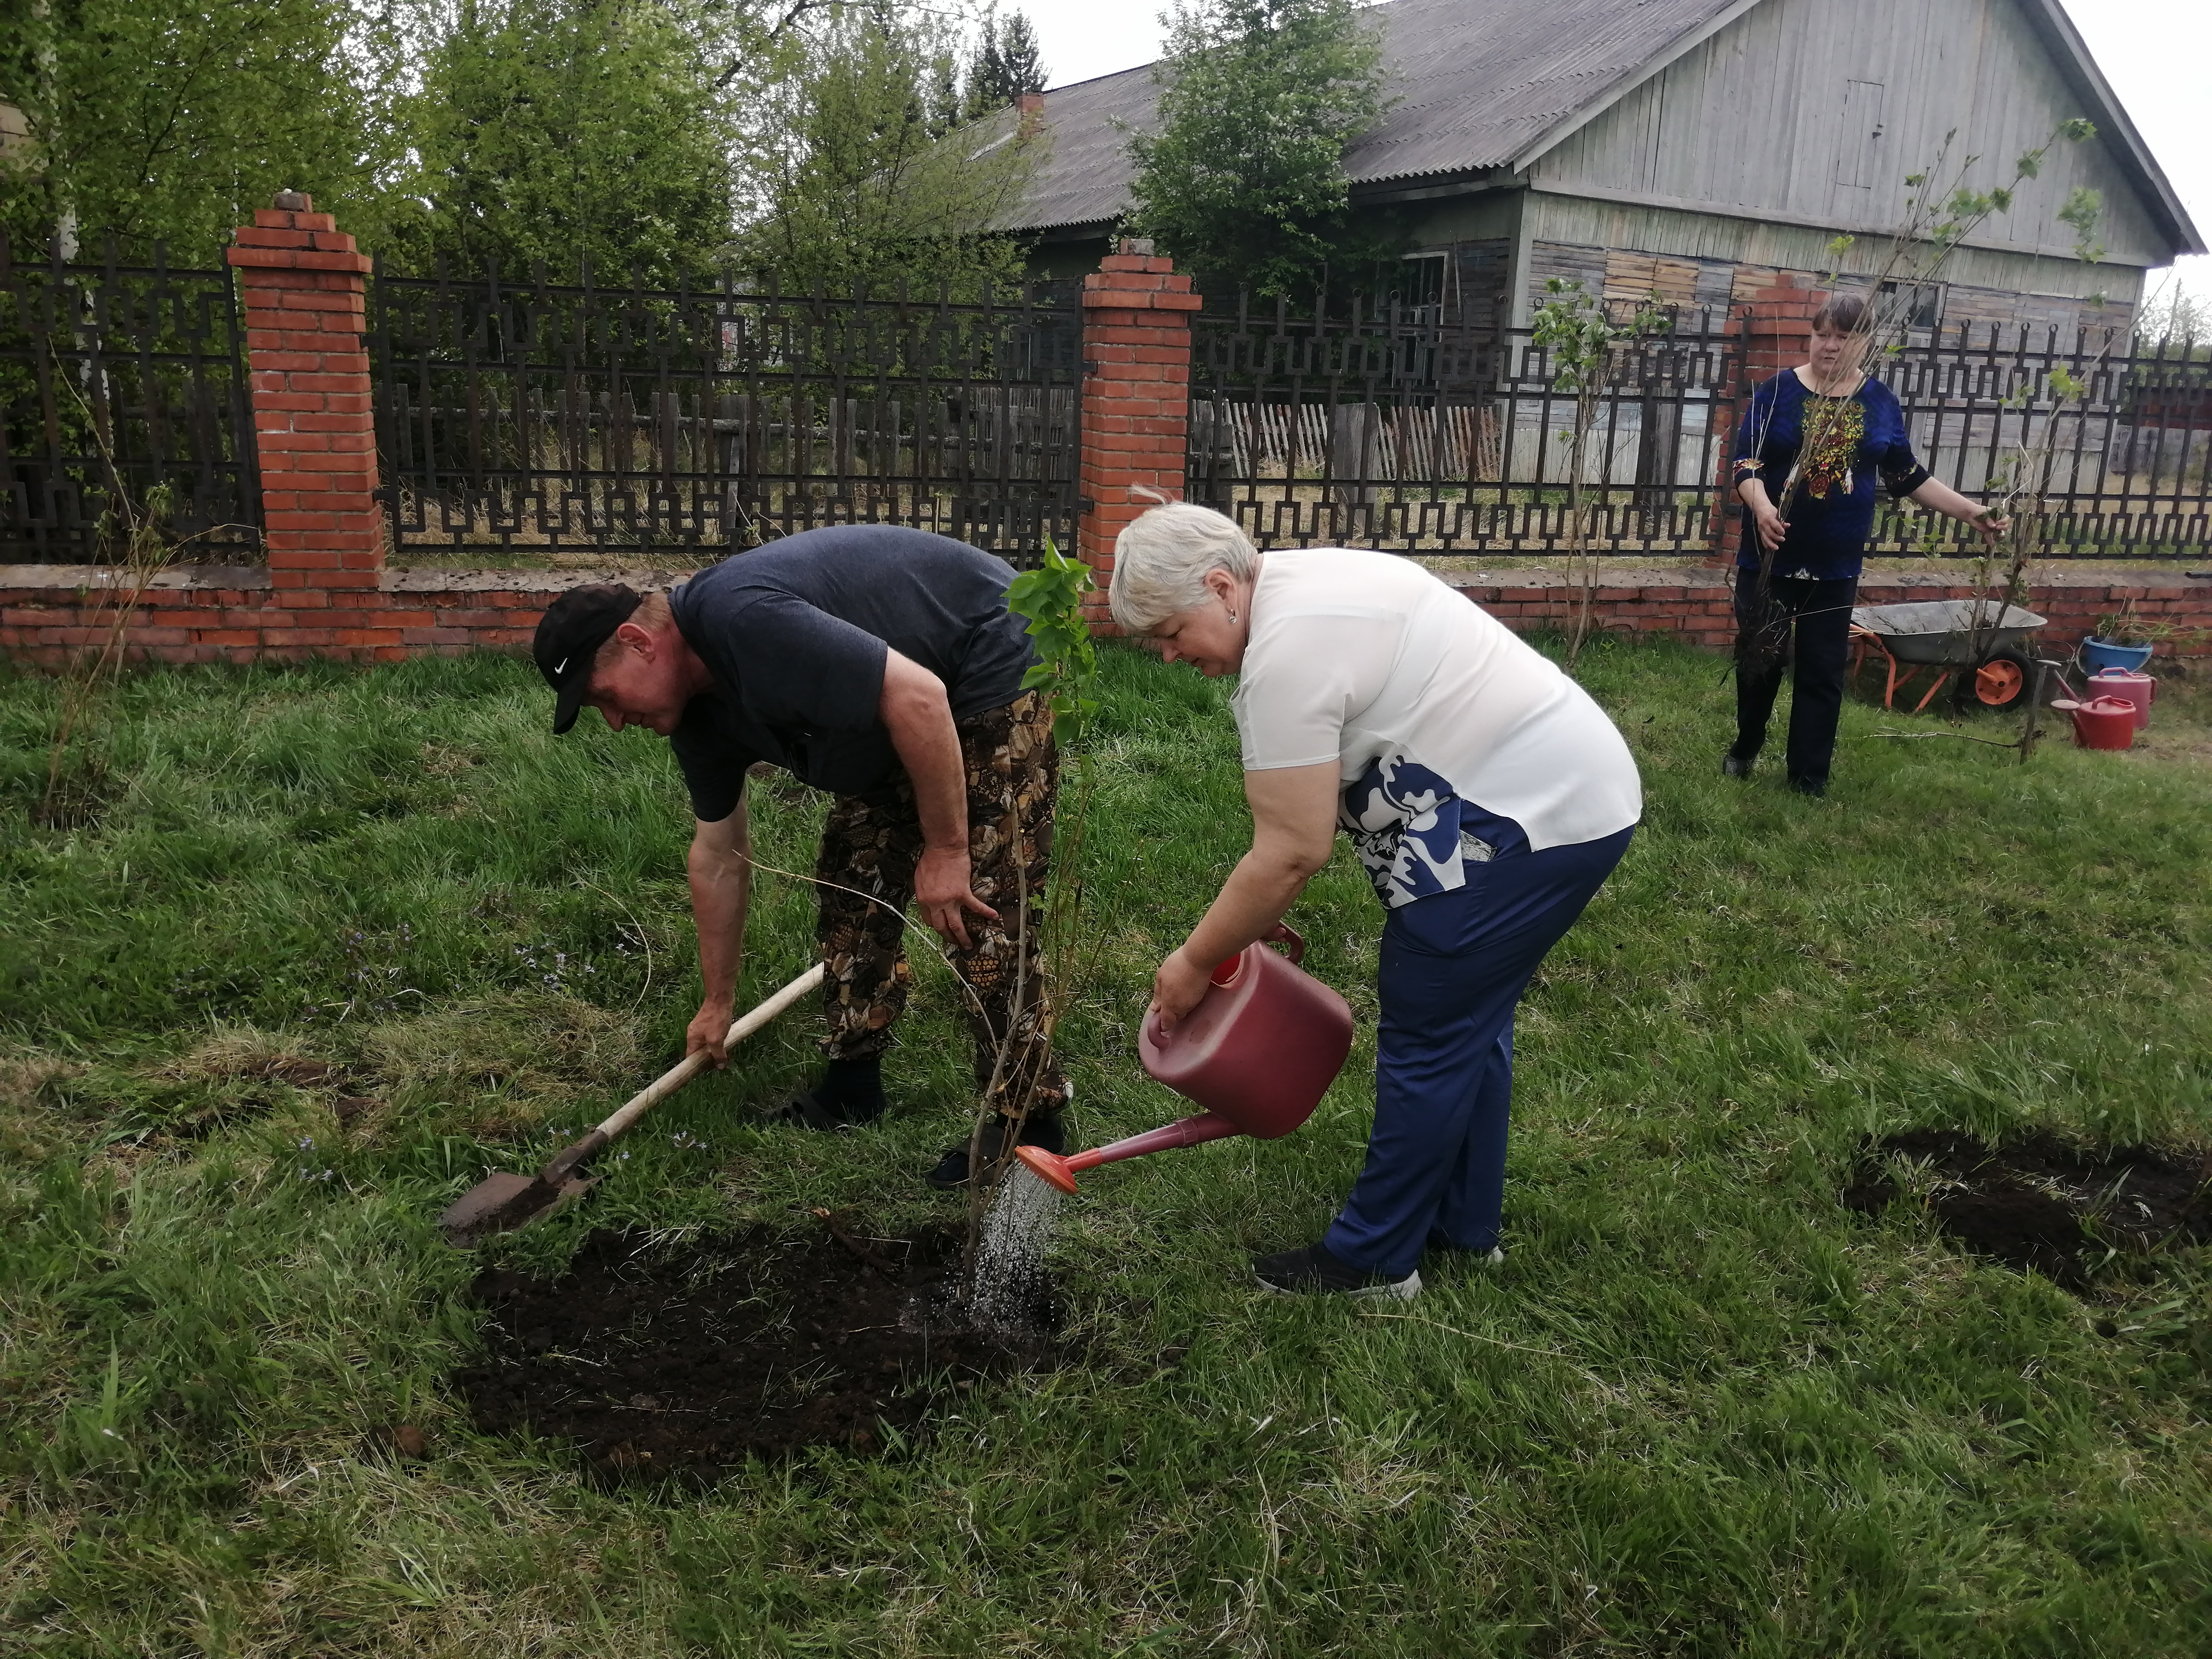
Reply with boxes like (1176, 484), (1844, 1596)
(1730, 292), (2009, 796)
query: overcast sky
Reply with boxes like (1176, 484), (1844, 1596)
(1013, 0), (2211, 296)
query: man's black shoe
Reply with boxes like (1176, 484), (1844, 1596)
(1253, 1241), (1420, 1300)
(1722, 749), (1756, 779)
(763, 1087), (884, 1131)
(765, 1054), (885, 1130)
(926, 1112), (1065, 1190)
(1787, 775), (1827, 798)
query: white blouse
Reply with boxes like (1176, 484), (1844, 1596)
(1232, 549), (1642, 906)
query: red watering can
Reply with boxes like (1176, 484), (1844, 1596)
(2087, 667), (2155, 729)
(1016, 924), (1353, 1195)
(2050, 695), (2138, 750)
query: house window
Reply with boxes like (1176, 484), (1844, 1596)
(1385, 252), (1447, 319)
(1879, 280), (1944, 331)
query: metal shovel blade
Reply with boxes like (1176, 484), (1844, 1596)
(438, 1170), (595, 1248)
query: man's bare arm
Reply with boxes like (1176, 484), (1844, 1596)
(685, 798), (752, 1064)
(878, 648), (998, 947)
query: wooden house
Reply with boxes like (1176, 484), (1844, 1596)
(999, 0), (2202, 341)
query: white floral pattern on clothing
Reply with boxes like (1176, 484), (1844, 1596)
(1341, 754), (1496, 908)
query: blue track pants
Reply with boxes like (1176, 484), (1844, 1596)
(1324, 820), (1633, 1279)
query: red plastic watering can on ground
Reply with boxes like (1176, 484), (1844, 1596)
(2050, 695), (2138, 750)
(1015, 924), (1354, 1195)
(2088, 667), (2156, 729)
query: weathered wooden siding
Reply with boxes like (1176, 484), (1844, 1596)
(1516, 250), (2139, 344)
(1528, 0), (2171, 268)
(1525, 196), (2145, 307)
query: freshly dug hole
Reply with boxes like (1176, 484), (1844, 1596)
(1843, 1129), (2212, 1286)
(454, 1222), (1062, 1481)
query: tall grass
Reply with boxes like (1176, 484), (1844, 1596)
(1, 639), (2208, 1656)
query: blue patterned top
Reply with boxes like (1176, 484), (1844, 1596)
(1732, 371), (1930, 580)
(1340, 756), (1505, 907)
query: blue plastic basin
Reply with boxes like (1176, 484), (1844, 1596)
(2082, 637), (2155, 673)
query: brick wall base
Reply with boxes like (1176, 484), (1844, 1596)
(5, 563), (2204, 674)
(1443, 565), (2212, 659)
(0, 567), (675, 669)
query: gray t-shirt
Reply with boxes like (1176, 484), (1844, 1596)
(665, 526), (1036, 820)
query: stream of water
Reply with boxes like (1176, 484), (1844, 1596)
(968, 1162), (1064, 1332)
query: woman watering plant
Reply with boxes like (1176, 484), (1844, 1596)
(1109, 504), (1641, 1300)
(1730, 293), (2009, 795)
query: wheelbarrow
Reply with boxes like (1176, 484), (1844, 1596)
(1849, 599), (2049, 713)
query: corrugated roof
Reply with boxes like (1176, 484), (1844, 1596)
(985, 65), (1160, 233)
(998, 0), (1743, 231)
(993, 0), (2203, 257)
(1345, 0), (1743, 180)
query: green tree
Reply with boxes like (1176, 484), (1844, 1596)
(731, 5), (1034, 296)
(963, 6), (1044, 117)
(1529, 277), (1664, 667)
(0, 0), (385, 264)
(925, 48), (964, 137)
(1127, 0), (1389, 297)
(381, 0), (740, 282)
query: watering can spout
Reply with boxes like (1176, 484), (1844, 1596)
(1023, 925), (1354, 1195)
(1015, 1143), (1081, 1195)
(1016, 1112), (1242, 1193)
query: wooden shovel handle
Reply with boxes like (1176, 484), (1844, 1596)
(535, 962), (825, 1185)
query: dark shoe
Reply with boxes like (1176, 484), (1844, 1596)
(765, 1054), (885, 1131)
(1786, 775), (1827, 798)
(1722, 749), (1756, 779)
(1253, 1241), (1420, 1301)
(763, 1087), (884, 1131)
(926, 1112), (1065, 1190)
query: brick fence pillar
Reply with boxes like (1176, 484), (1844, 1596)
(226, 191), (383, 591)
(1707, 273), (1827, 563)
(1077, 238), (1199, 627)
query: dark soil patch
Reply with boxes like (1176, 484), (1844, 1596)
(333, 1093), (379, 1126)
(454, 1221), (1061, 1481)
(1843, 1129), (2212, 1286)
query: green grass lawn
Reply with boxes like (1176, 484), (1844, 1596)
(3, 637), (2209, 1657)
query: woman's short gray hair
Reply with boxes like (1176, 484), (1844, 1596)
(1107, 502), (1259, 631)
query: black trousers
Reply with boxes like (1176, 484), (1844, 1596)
(1732, 574), (1858, 788)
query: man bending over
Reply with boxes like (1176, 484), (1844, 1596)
(531, 524), (1066, 1188)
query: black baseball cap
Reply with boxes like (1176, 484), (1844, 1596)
(533, 582), (643, 734)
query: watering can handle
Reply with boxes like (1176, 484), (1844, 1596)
(1144, 924), (1306, 1048)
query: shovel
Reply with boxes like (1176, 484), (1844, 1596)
(438, 962), (824, 1246)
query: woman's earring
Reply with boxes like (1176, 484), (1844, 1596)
(1228, 610), (1238, 623)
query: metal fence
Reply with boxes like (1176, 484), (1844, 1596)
(1187, 295), (2212, 559)
(15, 239), (2212, 569)
(1882, 327), (2212, 557)
(1, 236), (261, 564)
(369, 266), (1083, 563)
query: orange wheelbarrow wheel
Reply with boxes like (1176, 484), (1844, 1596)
(1970, 649), (2033, 711)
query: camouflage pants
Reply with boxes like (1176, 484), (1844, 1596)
(814, 690), (1065, 1117)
